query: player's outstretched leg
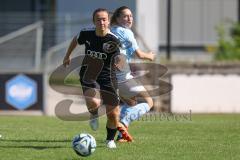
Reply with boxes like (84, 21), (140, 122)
(117, 101), (152, 142)
(121, 103), (151, 126)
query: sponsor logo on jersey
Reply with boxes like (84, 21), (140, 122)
(103, 41), (119, 53)
(86, 50), (107, 60)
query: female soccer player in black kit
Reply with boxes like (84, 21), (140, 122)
(63, 8), (131, 148)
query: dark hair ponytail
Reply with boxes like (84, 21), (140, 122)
(110, 6), (130, 25)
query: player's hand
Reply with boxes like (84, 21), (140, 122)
(148, 52), (156, 61)
(63, 56), (71, 67)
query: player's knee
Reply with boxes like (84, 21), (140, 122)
(122, 97), (137, 106)
(142, 97), (153, 109)
(125, 99), (137, 106)
(138, 91), (153, 108)
(86, 98), (101, 108)
(148, 98), (154, 109)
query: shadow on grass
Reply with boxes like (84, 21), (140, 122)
(0, 139), (71, 150)
(0, 145), (70, 150)
(95, 139), (112, 148)
(0, 139), (107, 149)
(0, 139), (71, 143)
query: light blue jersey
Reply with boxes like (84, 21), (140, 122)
(111, 26), (139, 82)
(111, 26), (139, 62)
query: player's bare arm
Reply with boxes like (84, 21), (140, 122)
(135, 49), (156, 61)
(63, 36), (78, 67)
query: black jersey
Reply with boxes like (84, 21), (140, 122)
(77, 28), (120, 84)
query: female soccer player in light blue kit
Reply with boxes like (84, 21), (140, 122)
(111, 6), (156, 142)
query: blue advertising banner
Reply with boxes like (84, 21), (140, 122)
(0, 73), (43, 111)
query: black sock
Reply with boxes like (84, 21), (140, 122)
(106, 127), (117, 140)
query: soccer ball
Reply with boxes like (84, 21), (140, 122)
(72, 133), (96, 157)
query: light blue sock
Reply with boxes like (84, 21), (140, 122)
(120, 103), (150, 127)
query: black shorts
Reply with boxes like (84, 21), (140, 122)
(80, 77), (119, 106)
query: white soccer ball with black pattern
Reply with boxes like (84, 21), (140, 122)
(72, 133), (96, 157)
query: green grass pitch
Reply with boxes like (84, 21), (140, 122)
(0, 114), (239, 160)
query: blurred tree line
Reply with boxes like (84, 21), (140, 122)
(215, 22), (240, 61)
